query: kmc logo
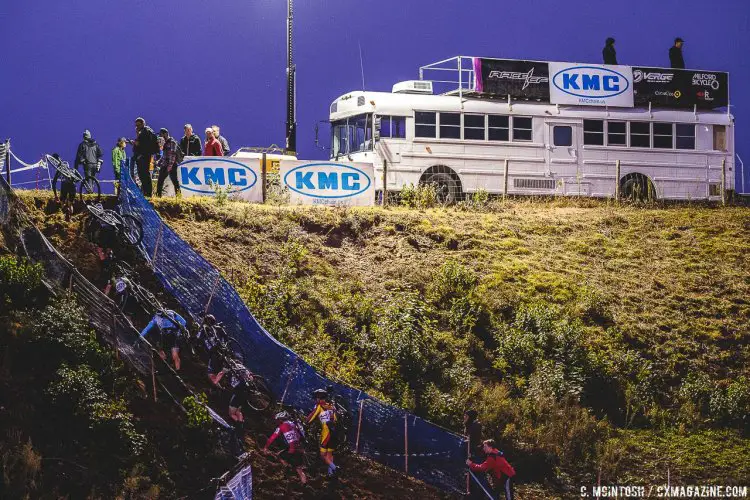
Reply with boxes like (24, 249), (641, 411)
(553, 66), (630, 99)
(283, 163), (372, 199)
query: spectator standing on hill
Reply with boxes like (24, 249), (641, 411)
(130, 117), (159, 196)
(669, 37), (686, 69)
(603, 37), (617, 65)
(111, 137), (127, 195)
(74, 130), (103, 179)
(467, 440), (516, 500)
(156, 128), (181, 197)
(204, 127), (224, 156)
(212, 125), (231, 156)
(180, 123), (202, 157)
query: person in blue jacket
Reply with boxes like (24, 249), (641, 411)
(140, 309), (188, 371)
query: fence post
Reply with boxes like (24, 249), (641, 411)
(382, 159), (388, 207)
(404, 414), (409, 474)
(721, 158), (727, 206)
(355, 399), (364, 453)
(615, 160), (621, 202)
(151, 352), (158, 402)
(261, 153), (267, 203)
(279, 357), (298, 405)
(466, 436), (471, 494)
(152, 223), (163, 263)
(4, 140), (10, 187)
(503, 159), (509, 201)
(203, 272), (222, 316)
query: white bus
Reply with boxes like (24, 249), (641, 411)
(328, 56), (735, 202)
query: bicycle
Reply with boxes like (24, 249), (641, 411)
(84, 203), (144, 247)
(45, 154), (101, 203)
(225, 356), (274, 413)
(111, 261), (163, 314)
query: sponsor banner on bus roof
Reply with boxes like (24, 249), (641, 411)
(549, 62), (634, 107)
(473, 57), (550, 101)
(280, 161), (375, 207)
(179, 157), (262, 202)
(632, 67), (728, 109)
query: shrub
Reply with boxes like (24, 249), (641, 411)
(0, 256), (43, 310)
(29, 295), (107, 370)
(183, 393), (212, 429)
(209, 181), (231, 206)
(47, 364), (146, 458)
(399, 183), (438, 209)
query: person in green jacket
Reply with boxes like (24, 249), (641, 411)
(112, 137), (127, 195)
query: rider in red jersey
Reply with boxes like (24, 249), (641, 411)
(264, 411), (307, 484)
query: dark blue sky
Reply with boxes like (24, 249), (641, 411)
(1, 0), (748, 191)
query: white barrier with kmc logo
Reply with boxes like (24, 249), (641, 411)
(280, 161), (375, 206)
(179, 157), (262, 202)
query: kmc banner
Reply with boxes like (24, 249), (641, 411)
(633, 67), (728, 109)
(473, 57), (550, 101)
(279, 161), (375, 206)
(549, 62), (634, 107)
(179, 157), (262, 202)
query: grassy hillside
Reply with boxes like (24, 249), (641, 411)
(15, 192), (750, 497)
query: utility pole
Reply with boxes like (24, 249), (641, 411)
(285, 0), (297, 156)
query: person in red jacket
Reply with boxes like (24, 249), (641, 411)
(466, 439), (516, 500)
(203, 127), (224, 156)
(263, 411), (307, 484)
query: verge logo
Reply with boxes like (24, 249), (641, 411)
(283, 163), (372, 199)
(633, 69), (674, 83)
(180, 158), (258, 194)
(552, 66), (630, 100)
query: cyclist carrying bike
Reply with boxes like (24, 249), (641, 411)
(263, 411), (307, 484)
(51, 153), (76, 220)
(196, 314), (230, 361)
(139, 309), (187, 371)
(307, 388), (339, 477)
(227, 365), (254, 426)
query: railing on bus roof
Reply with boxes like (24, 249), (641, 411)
(419, 56), (476, 97)
(234, 144), (287, 155)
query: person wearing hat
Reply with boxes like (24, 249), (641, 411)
(111, 137), (127, 195)
(156, 128), (181, 197)
(670, 38), (685, 69)
(74, 129), (103, 180)
(603, 37), (617, 65)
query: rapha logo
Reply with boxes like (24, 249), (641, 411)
(633, 69), (674, 84)
(488, 68), (549, 90)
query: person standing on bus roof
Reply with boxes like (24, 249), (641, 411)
(669, 38), (685, 69)
(603, 37), (617, 65)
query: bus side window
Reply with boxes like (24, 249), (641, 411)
(415, 112), (437, 138)
(713, 125), (726, 151)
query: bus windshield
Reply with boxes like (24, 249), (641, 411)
(331, 114), (373, 158)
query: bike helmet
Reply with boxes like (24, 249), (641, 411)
(204, 314), (217, 326)
(275, 411), (290, 421)
(115, 278), (128, 294)
(312, 388), (329, 399)
(155, 309), (165, 316)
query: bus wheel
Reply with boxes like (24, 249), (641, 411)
(422, 171), (461, 204)
(620, 173), (655, 202)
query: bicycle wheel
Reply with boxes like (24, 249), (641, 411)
(118, 214), (144, 247)
(245, 375), (273, 411)
(79, 176), (101, 204)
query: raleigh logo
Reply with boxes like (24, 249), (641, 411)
(180, 158), (258, 194)
(488, 68), (548, 90)
(692, 73), (720, 90)
(633, 69), (674, 83)
(552, 66), (630, 100)
(283, 163), (372, 199)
